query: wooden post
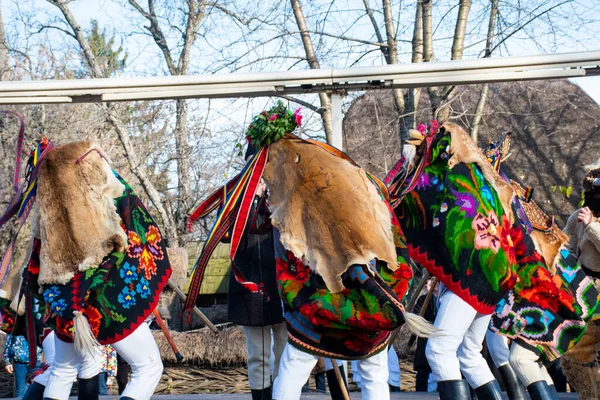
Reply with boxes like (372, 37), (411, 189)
(167, 280), (218, 333)
(330, 360), (350, 400)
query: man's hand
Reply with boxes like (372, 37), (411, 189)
(5, 364), (13, 374)
(578, 207), (594, 226)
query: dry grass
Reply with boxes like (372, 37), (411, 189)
(152, 326), (247, 366)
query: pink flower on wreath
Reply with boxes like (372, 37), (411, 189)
(417, 123), (427, 135)
(294, 108), (303, 126)
(472, 211), (501, 253)
(269, 114), (278, 121)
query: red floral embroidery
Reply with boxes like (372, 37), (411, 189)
(127, 225), (164, 280)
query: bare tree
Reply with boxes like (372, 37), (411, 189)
(126, 0), (208, 244)
(45, 0), (180, 244)
(423, 0), (472, 121)
(290, 0), (333, 143)
(471, 0), (499, 143)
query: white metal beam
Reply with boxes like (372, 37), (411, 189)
(0, 51), (596, 104)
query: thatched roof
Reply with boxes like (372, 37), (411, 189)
(152, 326), (247, 366)
(343, 80), (600, 226)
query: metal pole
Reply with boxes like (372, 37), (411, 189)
(330, 92), (343, 149)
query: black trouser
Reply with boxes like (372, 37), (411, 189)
(415, 367), (432, 392)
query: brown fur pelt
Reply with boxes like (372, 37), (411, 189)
(443, 122), (516, 222)
(262, 136), (397, 293)
(561, 355), (600, 400)
(511, 181), (568, 273)
(36, 141), (126, 286)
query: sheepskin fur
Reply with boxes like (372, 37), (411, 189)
(443, 122), (516, 222)
(511, 181), (568, 273)
(36, 141), (126, 285)
(262, 136), (397, 293)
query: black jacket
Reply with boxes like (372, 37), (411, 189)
(227, 196), (284, 326)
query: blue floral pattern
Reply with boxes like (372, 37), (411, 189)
(117, 287), (137, 309)
(119, 262), (138, 284)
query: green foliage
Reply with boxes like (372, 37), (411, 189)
(552, 185), (573, 198)
(85, 20), (128, 78)
(551, 185), (585, 207)
(246, 100), (302, 148)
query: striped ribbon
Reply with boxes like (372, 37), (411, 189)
(385, 137), (435, 208)
(184, 147), (268, 312)
(0, 126), (54, 288)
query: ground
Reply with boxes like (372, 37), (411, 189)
(5, 393), (579, 399)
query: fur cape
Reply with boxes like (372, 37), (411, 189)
(36, 141), (127, 285)
(262, 136), (397, 293)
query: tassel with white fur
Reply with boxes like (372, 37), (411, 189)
(404, 311), (443, 338)
(73, 310), (101, 355)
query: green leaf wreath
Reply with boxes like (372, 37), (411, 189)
(246, 100), (302, 148)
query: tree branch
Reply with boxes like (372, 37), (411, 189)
(361, 0), (389, 62)
(290, 0), (333, 143)
(127, 0), (177, 75)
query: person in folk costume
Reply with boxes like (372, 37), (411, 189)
(387, 121), (599, 399)
(559, 167), (600, 400)
(1, 277), (98, 400)
(387, 121), (521, 399)
(0, 136), (172, 400)
(223, 141), (287, 400)
(482, 133), (600, 400)
(185, 102), (437, 400)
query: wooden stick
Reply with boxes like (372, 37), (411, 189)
(388, 271), (432, 348)
(167, 280), (218, 333)
(419, 278), (438, 318)
(330, 360), (350, 400)
(153, 308), (184, 362)
(399, 277), (439, 358)
(406, 271), (432, 313)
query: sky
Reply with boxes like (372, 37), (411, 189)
(3, 0), (600, 106)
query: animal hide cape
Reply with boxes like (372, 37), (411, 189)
(262, 136), (398, 293)
(36, 141), (127, 285)
(23, 175), (171, 345)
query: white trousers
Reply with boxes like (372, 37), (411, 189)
(243, 322), (287, 390)
(273, 343), (390, 400)
(44, 322), (163, 400)
(508, 341), (554, 387)
(352, 347), (399, 387)
(485, 329), (510, 368)
(425, 285), (495, 388)
(33, 331), (56, 386)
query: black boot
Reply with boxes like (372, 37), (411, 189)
(437, 379), (471, 400)
(498, 364), (529, 400)
(325, 365), (348, 400)
(474, 380), (503, 400)
(527, 380), (559, 400)
(251, 386), (272, 400)
(22, 382), (46, 400)
(470, 384), (479, 400)
(77, 375), (100, 400)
